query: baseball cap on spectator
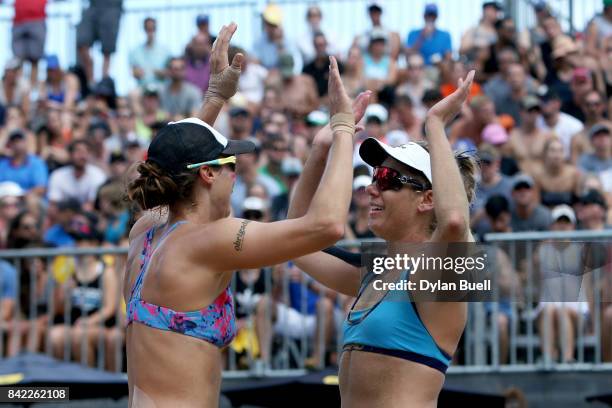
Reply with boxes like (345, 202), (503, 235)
(4, 58), (21, 71)
(572, 67), (591, 84)
(424, 3), (438, 16)
(69, 213), (101, 242)
(143, 84), (159, 97)
(540, 88), (561, 103)
(57, 198), (82, 213)
(368, 1), (383, 12)
(512, 173), (535, 190)
(242, 196), (266, 220)
(579, 189), (608, 209)
(552, 36), (578, 59)
(229, 93), (249, 117)
(306, 110), (329, 127)
(588, 123), (611, 139)
(533, 0), (550, 12)
(485, 195), (510, 219)
(109, 151), (127, 164)
(229, 106), (250, 117)
(365, 103), (388, 124)
(521, 95), (541, 111)
(483, 1), (502, 10)
(148, 118), (255, 175)
(126, 140), (142, 150)
(45, 54), (60, 70)
(0, 182), (24, 199)
(359, 138), (433, 184)
(262, 3), (282, 26)
(482, 123), (509, 146)
(353, 175), (371, 190)
(478, 143), (500, 164)
(93, 77), (116, 98)
(454, 138), (477, 152)
(498, 114), (515, 132)
(279, 54), (294, 78)
(386, 130), (410, 146)
(369, 28), (388, 43)
(281, 157), (303, 177)
(469, 95), (491, 110)
(243, 196), (265, 212)
(551, 204), (576, 224)
(88, 120), (112, 137)
(196, 14), (209, 26)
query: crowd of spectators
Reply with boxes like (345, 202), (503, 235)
(1, 0), (612, 370)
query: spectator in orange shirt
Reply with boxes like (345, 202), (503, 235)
(440, 60), (483, 99)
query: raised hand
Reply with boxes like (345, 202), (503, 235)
(427, 70), (475, 126)
(208, 22), (244, 101)
(328, 56), (353, 117)
(353, 90), (372, 125)
(312, 91), (371, 147)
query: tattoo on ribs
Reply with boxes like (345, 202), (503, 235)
(233, 220), (251, 251)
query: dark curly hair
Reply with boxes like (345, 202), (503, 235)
(127, 161), (199, 210)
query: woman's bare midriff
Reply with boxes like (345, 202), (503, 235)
(127, 323), (223, 408)
(339, 349), (445, 408)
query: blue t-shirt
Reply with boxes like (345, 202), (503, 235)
(104, 210), (130, 244)
(0, 154), (48, 191)
(288, 266), (319, 315)
(1, 260), (17, 300)
(44, 224), (75, 247)
(406, 28), (452, 66)
(577, 153), (612, 174)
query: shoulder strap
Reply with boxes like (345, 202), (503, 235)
(129, 226), (157, 301)
(159, 221), (187, 241)
(130, 221), (187, 301)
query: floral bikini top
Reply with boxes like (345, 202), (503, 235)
(126, 221), (236, 348)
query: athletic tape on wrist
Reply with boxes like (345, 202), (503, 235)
(205, 65), (241, 105)
(330, 113), (355, 135)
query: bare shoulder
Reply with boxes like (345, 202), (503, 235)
(531, 165), (544, 181)
(128, 210), (168, 243)
(171, 217), (248, 253)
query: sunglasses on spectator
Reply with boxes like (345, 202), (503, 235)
(186, 156), (236, 172)
(267, 145), (289, 152)
(373, 166), (430, 192)
(20, 223), (37, 230)
(0, 199), (20, 208)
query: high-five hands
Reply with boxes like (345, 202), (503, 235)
(206, 22), (244, 107)
(426, 70), (475, 126)
(328, 56), (353, 117)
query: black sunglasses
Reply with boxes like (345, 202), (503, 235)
(373, 166), (430, 192)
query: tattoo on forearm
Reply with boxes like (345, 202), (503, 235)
(233, 220), (251, 251)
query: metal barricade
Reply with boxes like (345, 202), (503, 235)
(458, 230), (612, 373)
(2, 232), (612, 375)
